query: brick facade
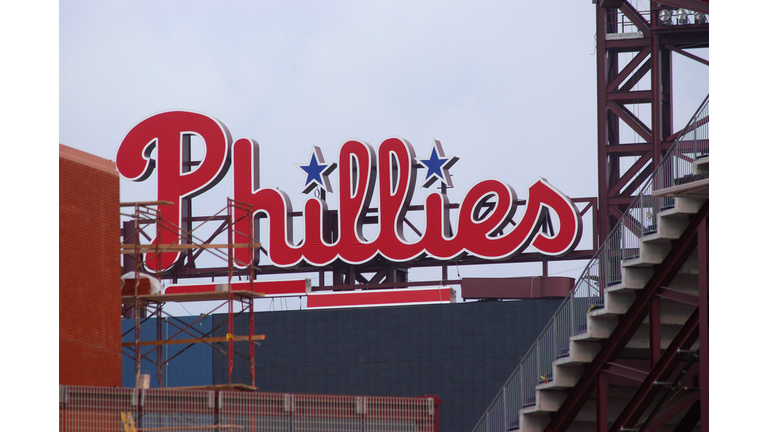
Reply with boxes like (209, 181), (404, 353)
(59, 145), (122, 386)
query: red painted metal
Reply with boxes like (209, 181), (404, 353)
(603, 362), (648, 383)
(698, 215), (709, 432)
(544, 202), (707, 432)
(649, 295), (661, 367)
(595, 2), (708, 244)
(670, 400), (701, 432)
(306, 287), (454, 309)
(596, 372), (609, 432)
(165, 278), (310, 296)
(460, 276), (574, 300)
(595, 4), (611, 243)
(645, 391), (700, 432)
(607, 308), (700, 432)
(121, 199), (261, 389)
(657, 287), (699, 306)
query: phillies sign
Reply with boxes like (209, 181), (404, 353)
(116, 111), (582, 271)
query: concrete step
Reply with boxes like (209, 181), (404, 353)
(572, 388), (637, 423)
(626, 323), (686, 350)
(519, 409), (549, 432)
(642, 214), (691, 243)
(533, 388), (569, 413)
(659, 196), (705, 217)
(551, 340), (602, 368)
(505, 193), (705, 432)
(694, 156), (709, 175)
(622, 239), (701, 272)
(601, 289), (636, 315)
(537, 362), (585, 390)
(610, 267), (654, 290)
(572, 313), (617, 341)
(642, 301), (697, 326)
(622, 240), (672, 267)
(570, 385), (700, 431)
(563, 420), (688, 432)
(607, 270), (698, 295)
(576, 309), (688, 350)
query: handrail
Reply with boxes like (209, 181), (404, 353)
(471, 95), (708, 432)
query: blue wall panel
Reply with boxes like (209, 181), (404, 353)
(121, 315), (213, 388)
(211, 299), (562, 432)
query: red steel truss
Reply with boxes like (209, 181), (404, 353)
(595, 0), (708, 243)
(120, 199), (264, 388)
(545, 202), (708, 432)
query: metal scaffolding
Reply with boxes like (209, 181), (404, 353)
(120, 198), (264, 388)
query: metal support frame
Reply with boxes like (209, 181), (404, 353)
(143, 131), (601, 290)
(696, 211), (708, 432)
(155, 196), (599, 294)
(544, 202), (708, 432)
(120, 200), (262, 388)
(596, 1), (708, 244)
(60, 386), (440, 432)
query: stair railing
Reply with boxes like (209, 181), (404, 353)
(471, 95), (708, 432)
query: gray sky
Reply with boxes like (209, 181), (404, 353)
(60, 0), (603, 201)
(55, 1), (715, 309)
(6, 2), (753, 428)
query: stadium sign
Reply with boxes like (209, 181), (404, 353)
(116, 111), (582, 271)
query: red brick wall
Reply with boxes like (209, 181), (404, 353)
(59, 145), (122, 387)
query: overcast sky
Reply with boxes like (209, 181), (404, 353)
(0, 1), (762, 426)
(60, 0), (604, 200)
(0, 2), (750, 427)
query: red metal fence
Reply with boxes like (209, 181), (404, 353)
(60, 386), (439, 432)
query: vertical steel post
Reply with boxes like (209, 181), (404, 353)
(248, 203), (256, 388)
(649, 295), (661, 368)
(698, 214), (709, 432)
(227, 199), (234, 385)
(157, 304), (163, 387)
(596, 371), (608, 432)
(133, 204), (141, 384)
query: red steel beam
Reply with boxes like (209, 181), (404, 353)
(617, 59), (652, 94)
(619, 2), (651, 36)
(544, 202), (707, 432)
(606, 46), (651, 92)
(608, 309), (700, 431)
(596, 5), (611, 243)
(649, 295), (661, 367)
(645, 391), (700, 432)
(657, 287), (699, 306)
(596, 372), (609, 432)
(617, 163), (653, 198)
(606, 152), (652, 197)
(603, 362), (647, 383)
(607, 100), (653, 142)
(698, 215), (709, 432)
(606, 143), (651, 155)
(670, 400), (701, 432)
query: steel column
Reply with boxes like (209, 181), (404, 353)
(596, 371), (609, 432)
(649, 295), (661, 368)
(607, 308), (700, 432)
(595, 1), (707, 242)
(697, 214), (709, 432)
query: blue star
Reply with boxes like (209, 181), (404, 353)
(417, 140), (458, 188)
(296, 146), (336, 194)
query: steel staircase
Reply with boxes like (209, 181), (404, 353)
(472, 97), (708, 432)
